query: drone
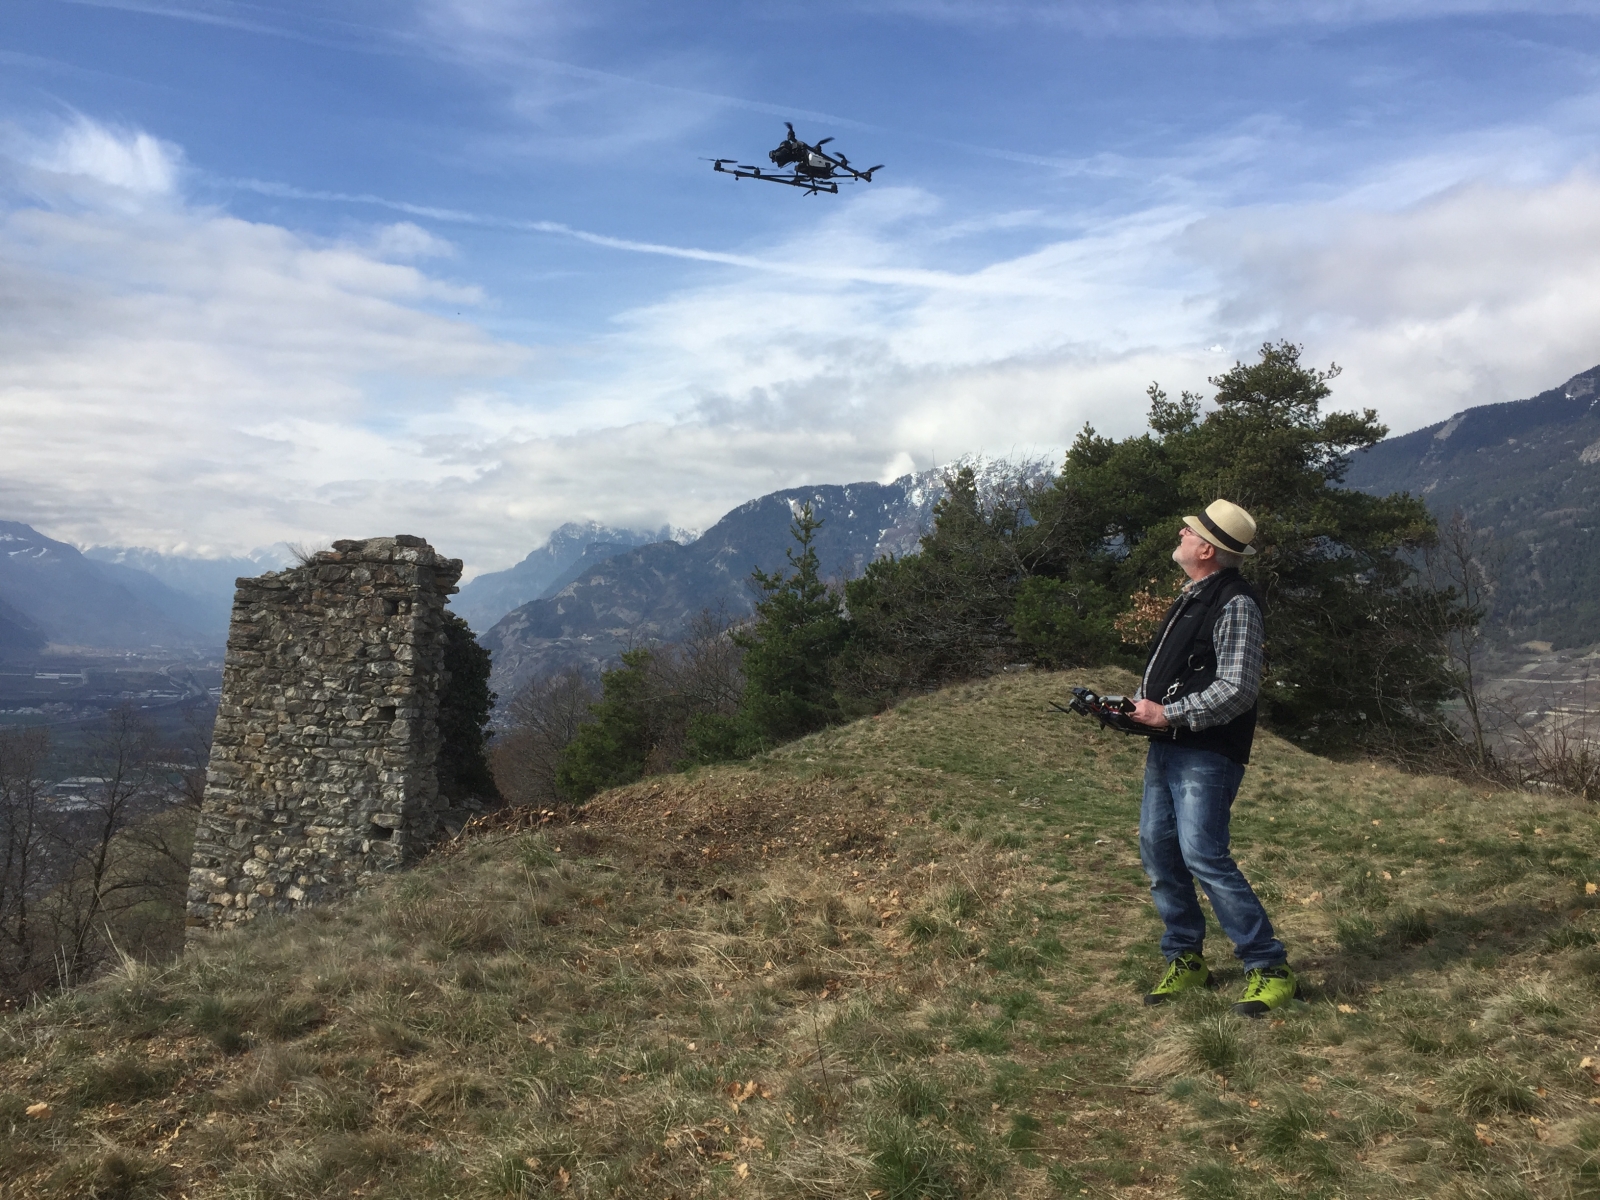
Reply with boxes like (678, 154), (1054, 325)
(710, 123), (884, 195)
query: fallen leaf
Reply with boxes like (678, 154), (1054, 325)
(1588, 883), (1597, 896)
(1337, 1004), (1358, 1014)
(1380, 871), (1392, 881)
(736, 1162), (751, 1180)
(25, 1102), (51, 1120)
(1371, 819), (1382, 826)
(555, 1166), (571, 1192)
(1582, 1056), (1596, 1070)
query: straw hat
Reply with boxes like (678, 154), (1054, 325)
(1183, 499), (1257, 557)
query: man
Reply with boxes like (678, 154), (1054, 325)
(1129, 499), (1294, 1017)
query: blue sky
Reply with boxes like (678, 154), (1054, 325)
(2, 1), (1599, 573)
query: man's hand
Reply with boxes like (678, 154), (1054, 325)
(1132, 698), (1170, 728)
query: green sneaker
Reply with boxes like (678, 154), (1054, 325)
(1144, 953), (1211, 1006)
(1232, 964), (1298, 1017)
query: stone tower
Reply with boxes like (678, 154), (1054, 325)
(187, 536), (464, 930)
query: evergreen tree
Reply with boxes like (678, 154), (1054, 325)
(731, 503), (849, 744)
(436, 613), (500, 803)
(1025, 341), (1458, 753)
(555, 649), (654, 801)
(838, 467), (1033, 703)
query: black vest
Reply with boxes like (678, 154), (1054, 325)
(1142, 568), (1262, 765)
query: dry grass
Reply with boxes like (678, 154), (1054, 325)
(6, 668), (1600, 1197)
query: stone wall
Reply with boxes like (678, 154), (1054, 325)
(186, 536), (464, 930)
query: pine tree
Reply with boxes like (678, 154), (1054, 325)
(1027, 341), (1458, 753)
(838, 466), (1033, 701)
(555, 649), (654, 801)
(732, 503), (848, 744)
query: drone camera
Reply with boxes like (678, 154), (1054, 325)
(718, 123), (883, 194)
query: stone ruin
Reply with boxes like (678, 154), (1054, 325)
(186, 535), (466, 931)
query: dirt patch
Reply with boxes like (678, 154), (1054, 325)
(576, 770), (893, 881)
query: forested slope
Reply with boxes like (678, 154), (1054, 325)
(1345, 363), (1600, 647)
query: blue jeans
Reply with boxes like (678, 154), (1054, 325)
(1139, 740), (1285, 971)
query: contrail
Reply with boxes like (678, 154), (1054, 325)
(228, 178), (1057, 294)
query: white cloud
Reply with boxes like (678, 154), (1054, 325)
(0, 118), (529, 562)
(1192, 174), (1600, 431)
(370, 221), (456, 260)
(4, 111), (1600, 579)
(39, 116), (181, 195)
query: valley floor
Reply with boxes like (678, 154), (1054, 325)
(5, 669), (1600, 1198)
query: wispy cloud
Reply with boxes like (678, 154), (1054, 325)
(40, 116), (182, 194)
(48, 0), (395, 51)
(6, 96), (1600, 579)
(863, 0), (1600, 35)
(226, 176), (1066, 292)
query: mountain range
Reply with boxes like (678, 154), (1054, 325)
(480, 365), (1600, 699)
(451, 522), (685, 634)
(477, 464), (999, 700)
(1343, 362), (1600, 649)
(82, 545), (290, 634)
(9, 362), (1600, 669)
(0, 523), (218, 655)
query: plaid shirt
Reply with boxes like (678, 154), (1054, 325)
(1135, 584), (1265, 732)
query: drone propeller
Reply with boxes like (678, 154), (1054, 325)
(815, 136), (834, 147)
(861, 165), (884, 180)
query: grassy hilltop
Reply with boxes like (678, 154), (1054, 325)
(6, 669), (1600, 1199)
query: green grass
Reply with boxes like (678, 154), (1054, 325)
(6, 667), (1600, 1197)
